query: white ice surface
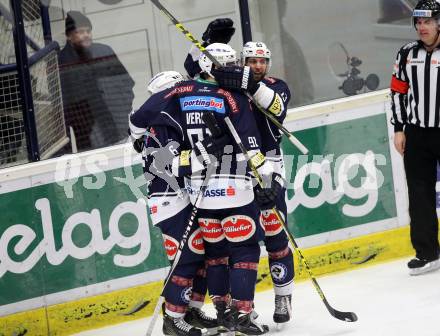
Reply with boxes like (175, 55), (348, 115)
(74, 258), (440, 336)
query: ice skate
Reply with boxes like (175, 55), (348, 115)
(273, 294), (292, 330)
(163, 311), (203, 336)
(185, 306), (219, 335)
(231, 307), (269, 335)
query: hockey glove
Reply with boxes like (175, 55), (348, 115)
(254, 173), (284, 210)
(133, 137), (145, 153)
(202, 18), (235, 44)
(212, 65), (259, 94)
(194, 133), (231, 165)
(128, 128), (145, 153)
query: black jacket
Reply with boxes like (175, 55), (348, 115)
(58, 42), (135, 150)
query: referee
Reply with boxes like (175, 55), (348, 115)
(390, 0), (440, 275)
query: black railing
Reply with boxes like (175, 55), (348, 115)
(0, 41), (59, 74)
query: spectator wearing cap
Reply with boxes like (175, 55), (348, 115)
(58, 11), (135, 151)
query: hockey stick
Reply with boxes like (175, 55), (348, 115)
(144, 114), (220, 336)
(145, 168), (215, 336)
(223, 116), (358, 323)
(149, 0), (308, 155)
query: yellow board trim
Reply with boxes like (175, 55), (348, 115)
(1, 224), (433, 336)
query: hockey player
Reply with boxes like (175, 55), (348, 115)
(191, 43), (273, 336)
(184, 24), (294, 327)
(129, 71), (218, 336)
(212, 41), (294, 327)
(132, 43), (272, 335)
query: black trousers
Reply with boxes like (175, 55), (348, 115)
(404, 125), (440, 261)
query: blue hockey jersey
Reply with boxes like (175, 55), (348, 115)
(130, 78), (265, 209)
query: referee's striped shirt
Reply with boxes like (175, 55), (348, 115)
(390, 40), (440, 132)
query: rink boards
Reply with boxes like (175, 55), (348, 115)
(1, 89), (439, 336)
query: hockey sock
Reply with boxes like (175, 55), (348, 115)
(229, 244), (260, 305)
(163, 263), (199, 317)
(268, 246), (294, 296)
(189, 266), (208, 309)
(205, 257), (229, 298)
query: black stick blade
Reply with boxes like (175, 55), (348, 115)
(324, 299), (358, 322)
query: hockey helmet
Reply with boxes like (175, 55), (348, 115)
(198, 43), (237, 77)
(147, 71), (184, 94)
(412, 0), (440, 28)
(241, 41), (272, 72)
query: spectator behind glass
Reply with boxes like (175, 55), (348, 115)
(58, 11), (134, 152)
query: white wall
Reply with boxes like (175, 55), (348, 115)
(48, 0), (243, 108)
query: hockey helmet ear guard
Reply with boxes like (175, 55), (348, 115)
(198, 43), (237, 77)
(412, 0), (440, 28)
(147, 71), (185, 94)
(241, 41), (272, 72)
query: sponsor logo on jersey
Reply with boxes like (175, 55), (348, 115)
(186, 186), (236, 198)
(189, 228), (205, 254)
(199, 218), (225, 243)
(222, 215), (256, 242)
(162, 234), (178, 260)
(226, 186), (235, 196)
(260, 210), (283, 236)
(268, 95), (282, 115)
(407, 59), (424, 64)
(180, 96), (225, 113)
(204, 186), (235, 197)
(270, 262), (288, 282)
(198, 87), (212, 93)
(164, 85), (194, 98)
(217, 89), (239, 113)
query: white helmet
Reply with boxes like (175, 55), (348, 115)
(147, 71), (184, 94)
(241, 41), (272, 72)
(198, 43), (237, 77)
